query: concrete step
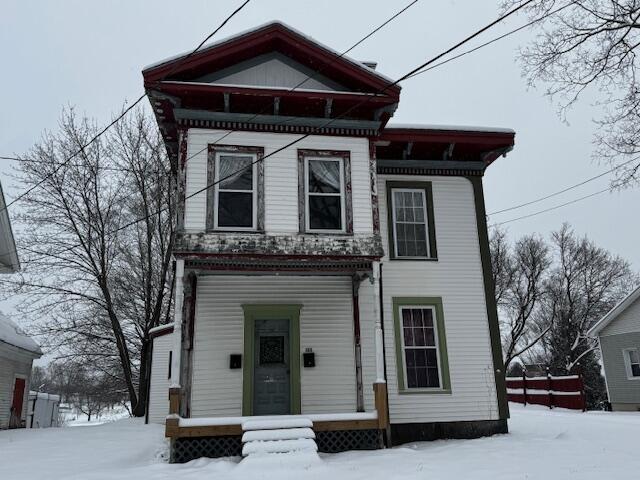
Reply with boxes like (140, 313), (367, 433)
(242, 417), (313, 431)
(242, 427), (315, 443)
(242, 438), (318, 456)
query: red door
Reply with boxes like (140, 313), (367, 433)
(10, 378), (26, 428)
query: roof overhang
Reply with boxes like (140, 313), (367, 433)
(588, 285), (640, 337)
(0, 181), (20, 273)
(377, 124), (515, 169)
(143, 22), (400, 166)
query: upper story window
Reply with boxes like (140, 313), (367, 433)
(298, 150), (352, 234)
(386, 181), (437, 260)
(624, 348), (640, 379)
(207, 145), (264, 232)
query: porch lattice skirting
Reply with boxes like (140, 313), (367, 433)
(170, 429), (382, 463)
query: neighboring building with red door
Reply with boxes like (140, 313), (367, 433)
(0, 180), (43, 429)
(0, 312), (43, 429)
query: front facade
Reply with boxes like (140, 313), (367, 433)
(589, 286), (640, 411)
(143, 22), (513, 461)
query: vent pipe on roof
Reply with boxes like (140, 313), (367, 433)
(361, 61), (377, 70)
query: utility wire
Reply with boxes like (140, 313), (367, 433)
(0, 0), (251, 215)
(4, 0), (536, 261)
(404, 1), (576, 80)
(488, 155), (640, 216)
(0, 0), (417, 260)
(490, 187), (611, 227)
(167, 0), (419, 168)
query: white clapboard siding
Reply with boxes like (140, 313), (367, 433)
(358, 175), (499, 424)
(184, 129), (373, 234)
(0, 343), (34, 429)
(147, 333), (173, 424)
(600, 294), (640, 336)
(190, 275), (357, 417)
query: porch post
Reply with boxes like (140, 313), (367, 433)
(171, 258), (185, 388)
(372, 261), (385, 383)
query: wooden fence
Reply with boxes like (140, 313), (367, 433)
(506, 371), (586, 411)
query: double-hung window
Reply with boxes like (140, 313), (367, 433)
(387, 182), (437, 260)
(305, 157), (345, 232)
(213, 152), (257, 230)
(624, 348), (640, 379)
(393, 297), (450, 392)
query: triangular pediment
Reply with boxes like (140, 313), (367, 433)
(143, 21), (399, 96)
(194, 52), (349, 92)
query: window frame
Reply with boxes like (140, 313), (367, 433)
(623, 347), (640, 380)
(392, 297), (451, 394)
(297, 149), (353, 235)
(206, 145), (264, 232)
(386, 181), (437, 261)
(213, 151), (258, 231)
(304, 156), (346, 233)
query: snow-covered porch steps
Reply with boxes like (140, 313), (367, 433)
(241, 417), (318, 458)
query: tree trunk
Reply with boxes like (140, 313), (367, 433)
(132, 338), (152, 417)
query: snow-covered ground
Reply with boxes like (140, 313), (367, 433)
(1, 404), (638, 480)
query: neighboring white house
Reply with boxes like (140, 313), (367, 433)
(589, 285), (640, 412)
(0, 181), (20, 273)
(0, 312), (43, 429)
(143, 22), (514, 462)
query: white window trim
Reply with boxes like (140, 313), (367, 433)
(213, 152), (258, 231)
(399, 305), (444, 391)
(304, 156), (346, 234)
(622, 347), (640, 380)
(391, 188), (431, 259)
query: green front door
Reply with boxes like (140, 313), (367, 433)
(242, 305), (302, 416)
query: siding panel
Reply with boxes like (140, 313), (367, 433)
(148, 334), (173, 424)
(358, 175), (500, 424)
(0, 344), (35, 429)
(600, 331), (640, 406)
(190, 275), (357, 417)
(601, 295), (640, 336)
(184, 129), (373, 234)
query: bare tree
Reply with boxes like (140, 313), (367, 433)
(503, 0), (640, 184)
(491, 228), (551, 369)
(0, 107), (174, 416)
(540, 224), (636, 372)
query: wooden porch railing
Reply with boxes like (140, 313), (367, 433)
(166, 382), (389, 438)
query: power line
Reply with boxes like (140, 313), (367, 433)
(0, 0), (251, 215)
(404, 1), (576, 80)
(490, 187), (611, 227)
(173, 0), (419, 166)
(0, 0), (417, 261)
(488, 155), (640, 216)
(5, 0), (536, 261)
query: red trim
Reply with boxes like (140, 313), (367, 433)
(380, 128), (515, 145)
(143, 22), (400, 98)
(155, 82), (394, 105)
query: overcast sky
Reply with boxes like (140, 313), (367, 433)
(2, 0), (639, 326)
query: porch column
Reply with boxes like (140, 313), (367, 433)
(371, 261), (385, 383)
(170, 258), (185, 388)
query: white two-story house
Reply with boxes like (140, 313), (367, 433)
(142, 22), (514, 462)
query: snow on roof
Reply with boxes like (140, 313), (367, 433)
(149, 322), (175, 335)
(588, 285), (640, 336)
(385, 122), (515, 134)
(143, 20), (395, 85)
(0, 311), (42, 355)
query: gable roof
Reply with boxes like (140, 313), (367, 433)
(0, 311), (42, 356)
(143, 21), (399, 96)
(588, 285), (640, 336)
(0, 181), (20, 273)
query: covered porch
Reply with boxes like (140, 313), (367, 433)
(166, 253), (390, 461)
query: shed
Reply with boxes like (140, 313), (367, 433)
(0, 312), (43, 428)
